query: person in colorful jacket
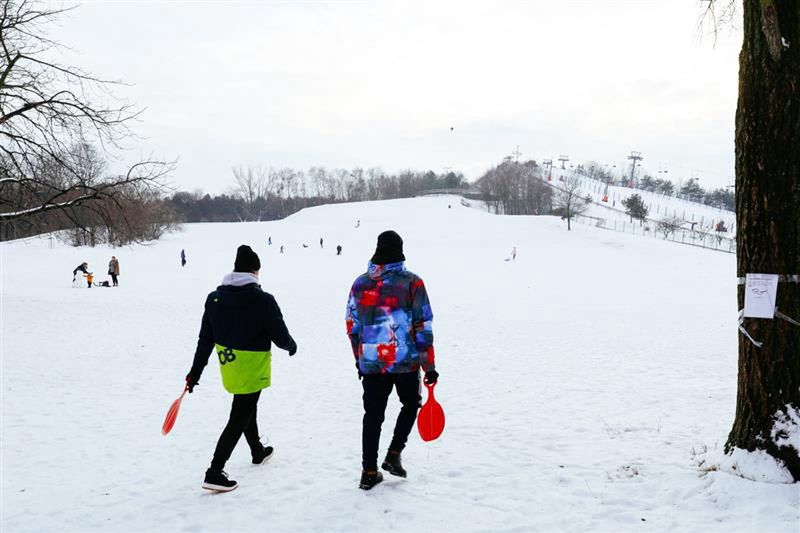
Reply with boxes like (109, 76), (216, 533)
(186, 245), (297, 492)
(346, 230), (438, 490)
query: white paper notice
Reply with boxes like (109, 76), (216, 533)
(743, 273), (779, 319)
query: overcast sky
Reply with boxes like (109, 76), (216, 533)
(51, 1), (743, 192)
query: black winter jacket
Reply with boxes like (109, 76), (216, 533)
(190, 282), (296, 380)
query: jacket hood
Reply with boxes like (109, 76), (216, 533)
(215, 272), (262, 306)
(367, 261), (405, 280)
(221, 272), (259, 287)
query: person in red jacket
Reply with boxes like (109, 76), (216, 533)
(346, 230), (438, 490)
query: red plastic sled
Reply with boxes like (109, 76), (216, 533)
(418, 382), (445, 442)
(161, 385), (188, 436)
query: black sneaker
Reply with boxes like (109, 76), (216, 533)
(359, 470), (384, 490)
(252, 445), (274, 465)
(381, 450), (407, 478)
(202, 469), (238, 492)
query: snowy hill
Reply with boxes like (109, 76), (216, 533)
(1, 197), (797, 532)
(552, 170), (737, 235)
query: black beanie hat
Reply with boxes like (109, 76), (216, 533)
(371, 230), (405, 265)
(234, 245), (261, 273)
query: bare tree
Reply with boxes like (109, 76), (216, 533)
(231, 165), (273, 221)
(553, 176), (590, 231)
(474, 160), (551, 215)
(308, 166), (331, 198)
(0, 0), (172, 241)
(656, 216), (683, 239)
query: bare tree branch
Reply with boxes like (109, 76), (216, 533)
(0, 0), (175, 244)
(697, 0), (738, 43)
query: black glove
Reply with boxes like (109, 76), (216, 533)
(186, 372), (200, 393)
(355, 361), (363, 380)
(424, 369), (439, 385)
(287, 340), (297, 356)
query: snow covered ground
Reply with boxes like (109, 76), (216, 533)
(1, 196), (798, 532)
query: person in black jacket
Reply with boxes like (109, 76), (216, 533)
(186, 245), (297, 492)
(72, 262), (89, 278)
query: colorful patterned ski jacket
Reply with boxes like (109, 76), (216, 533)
(346, 261), (435, 375)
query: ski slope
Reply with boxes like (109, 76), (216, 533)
(1, 196), (797, 533)
(551, 171), (737, 235)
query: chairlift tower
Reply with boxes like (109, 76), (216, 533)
(558, 155), (569, 170)
(627, 151), (643, 187)
(543, 159), (553, 181)
(511, 145), (522, 163)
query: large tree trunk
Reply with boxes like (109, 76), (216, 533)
(726, 0), (800, 481)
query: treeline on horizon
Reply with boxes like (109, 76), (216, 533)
(2, 155), (736, 244)
(167, 159), (734, 226)
(166, 167), (470, 223)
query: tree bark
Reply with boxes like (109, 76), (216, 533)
(726, 0), (800, 481)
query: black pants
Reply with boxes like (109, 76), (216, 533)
(110, 273), (118, 286)
(210, 391), (262, 471)
(362, 372), (421, 470)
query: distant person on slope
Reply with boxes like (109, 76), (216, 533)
(108, 256), (120, 287)
(73, 261), (89, 280)
(346, 230), (437, 490)
(337, 244), (342, 256)
(72, 262), (91, 288)
(186, 245), (298, 493)
(181, 249), (187, 267)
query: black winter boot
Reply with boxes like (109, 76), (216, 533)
(252, 445), (274, 465)
(202, 469), (238, 492)
(359, 470), (384, 490)
(381, 450), (406, 478)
